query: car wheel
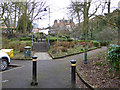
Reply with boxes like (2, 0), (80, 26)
(1, 59), (8, 71)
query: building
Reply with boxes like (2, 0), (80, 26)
(32, 23), (38, 29)
(32, 28), (39, 33)
(52, 18), (75, 31)
(32, 23), (39, 33)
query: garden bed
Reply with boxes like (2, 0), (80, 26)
(11, 50), (33, 60)
(2, 37), (33, 60)
(48, 40), (101, 59)
(76, 50), (120, 88)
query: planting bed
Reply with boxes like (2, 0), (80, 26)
(77, 50), (120, 88)
(49, 40), (100, 58)
(2, 37), (33, 60)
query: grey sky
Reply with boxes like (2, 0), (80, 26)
(35, 0), (120, 28)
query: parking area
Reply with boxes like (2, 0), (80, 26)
(1, 64), (21, 73)
(2, 59), (71, 88)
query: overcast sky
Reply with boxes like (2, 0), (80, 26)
(35, 0), (120, 28)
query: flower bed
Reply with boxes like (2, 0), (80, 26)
(48, 40), (101, 58)
(2, 37), (33, 60)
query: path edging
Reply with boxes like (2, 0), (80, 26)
(11, 58), (32, 60)
(76, 68), (96, 90)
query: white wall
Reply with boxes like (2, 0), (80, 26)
(39, 29), (49, 35)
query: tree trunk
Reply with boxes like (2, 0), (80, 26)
(23, 3), (27, 34)
(77, 11), (81, 30)
(29, 21), (32, 33)
(118, 27), (120, 45)
(107, 0), (111, 26)
(16, 3), (22, 33)
(14, 4), (17, 33)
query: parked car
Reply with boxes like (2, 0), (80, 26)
(0, 49), (13, 71)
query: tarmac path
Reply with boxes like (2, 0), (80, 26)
(2, 39), (107, 88)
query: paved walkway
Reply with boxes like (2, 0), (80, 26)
(34, 52), (52, 60)
(2, 47), (107, 88)
(33, 40), (52, 60)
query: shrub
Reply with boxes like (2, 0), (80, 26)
(100, 41), (110, 46)
(59, 42), (69, 47)
(61, 38), (67, 41)
(26, 42), (30, 46)
(52, 46), (67, 54)
(51, 42), (57, 45)
(52, 48), (56, 54)
(91, 40), (101, 47)
(59, 46), (67, 52)
(19, 37), (35, 41)
(74, 40), (78, 45)
(80, 48), (83, 52)
(67, 38), (73, 42)
(59, 35), (66, 39)
(107, 44), (120, 72)
(69, 42), (75, 48)
(3, 40), (28, 52)
(58, 41), (75, 48)
(79, 41), (92, 48)
(94, 28), (118, 42)
(8, 41), (21, 50)
(64, 35), (70, 38)
(49, 36), (57, 42)
(9, 38), (17, 41)
(19, 45), (25, 52)
(49, 33), (56, 37)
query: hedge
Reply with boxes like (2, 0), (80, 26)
(19, 37), (36, 41)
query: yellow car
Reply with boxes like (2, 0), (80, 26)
(0, 49), (13, 71)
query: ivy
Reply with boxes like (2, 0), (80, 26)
(107, 44), (120, 72)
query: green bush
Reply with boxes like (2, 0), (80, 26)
(100, 40), (110, 46)
(67, 38), (73, 42)
(49, 33), (56, 37)
(80, 48), (83, 52)
(49, 36), (57, 42)
(94, 62), (103, 66)
(58, 41), (74, 48)
(59, 38), (67, 41)
(64, 35), (70, 39)
(91, 40), (101, 47)
(78, 40), (90, 42)
(52, 46), (67, 54)
(107, 44), (120, 72)
(9, 38), (17, 41)
(19, 37), (35, 41)
(59, 35), (66, 39)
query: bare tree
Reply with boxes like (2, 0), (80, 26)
(0, 2), (14, 34)
(0, 0), (48, 34)
(68, 0), (101, 39)
(68, 1), (84, 34)
(27, 0), (48, 33)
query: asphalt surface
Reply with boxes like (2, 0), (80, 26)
(2, 60), (71, 88)
(2, 40), (71, 88)
(2, 40), (107, 88)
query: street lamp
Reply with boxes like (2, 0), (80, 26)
(48, 8), (50, 49)
(44, 7), (50, 49)
(37, 8), (50, 49)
